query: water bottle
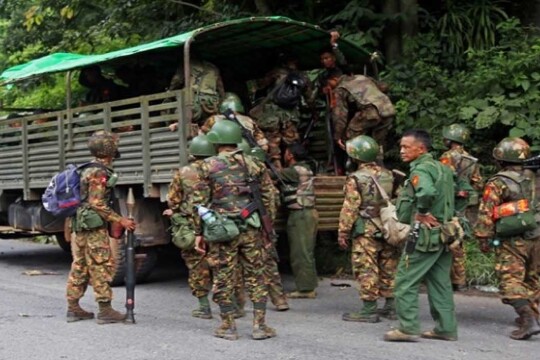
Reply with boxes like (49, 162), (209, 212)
(197, 205), (216, 223)
(490, 238), (501, 248)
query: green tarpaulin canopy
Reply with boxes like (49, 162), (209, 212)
(1, 16), (369, 84)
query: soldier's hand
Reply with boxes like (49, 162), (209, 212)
(338, 235), (348, 250)
(162, 209), (173, 217)
(120, 217), (136, 231)
(195, 235), (206, 255)
(330, 30), (340, 45)
(337, 139), (346, 150)
(478, 238), (491, 254)
(414, 212), (439, 228)
(169, 122), (178, 132)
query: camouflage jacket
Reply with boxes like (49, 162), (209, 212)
(474, 166), (534, 239)
(200, 150), (277, 219)
(439, 146), (484, 192)
(338, 162), (393, 239)
(200, 114), (269, 149)
(79, 162), (122, 223)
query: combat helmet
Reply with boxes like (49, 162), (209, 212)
(189, 134), (216, 157)
(219, 92), (245, 114)
(346, 135), (379, 162)
(442, 124), (470, 144)
(88, 130), (119, 158)
(492, 137), (531, 163)
(207, 120), (242, 145)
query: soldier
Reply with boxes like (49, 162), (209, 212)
(195, 121), (277, 341)
(329, 74), (395, 152)
(163, 135), (216, 319)
(384, 129), (458, 342)
(279, 142), (319, 299)
(337, 135), (400, 322)
(439, 124), (484, 291)
(200, 92), (269, 153)
(316, 30), (348, 89)
(66, 130), (136, 324)
(474, 137), (540, 340)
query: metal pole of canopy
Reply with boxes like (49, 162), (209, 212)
(65, 71), (74, 151)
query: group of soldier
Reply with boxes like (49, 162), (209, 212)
(61, 32), (540, 343)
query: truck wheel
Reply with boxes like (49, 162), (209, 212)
(110, 237), (158, 286)
(55, 232), (71, 253)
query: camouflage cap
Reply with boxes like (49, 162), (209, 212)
(346, 135), (379, 162)
(219, 92), (245, 114)
(442, 124), (470, 144)
(88, 130), (119, 158)
(492, 137), (530, 163)
(189, 134), (216, 157)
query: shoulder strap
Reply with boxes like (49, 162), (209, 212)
(369, 174), (391, 203)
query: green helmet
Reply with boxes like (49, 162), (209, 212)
(207, 120), (242, 144)
(250, 147), (266, 161)
(346, 135), (379, 162)
(88, 130), (119, 158)
(442, 124), (470, 144)
(219, 92), (245, 114)
(189, 134), (216, 157)
(237, 139), (251, 154)
(492, 137), (531, 163)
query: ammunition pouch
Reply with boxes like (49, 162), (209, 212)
(202, 212), (240, 243)
(396, 195), (414, 224)
(170, 213), (196, 250)
(75, 207), (104, 231)
(415, 225), (441, 252)
(441, 217), (465, 246)
(493, 200), (537, 237)
(351, 217), (365, 238)
(240, 203), (262, 229)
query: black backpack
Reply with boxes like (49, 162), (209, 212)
(272, 71), (306, 109)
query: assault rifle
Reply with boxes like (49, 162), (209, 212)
(222, 108), (285, 186)
(523, 154), (540, 170)
(237, 152), (279, 261)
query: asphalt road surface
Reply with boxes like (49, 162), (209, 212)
(0, 239), (537, 360)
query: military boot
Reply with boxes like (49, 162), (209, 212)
(511, 305), (540, 340)
(232, 294), (246, 319)
(342, 300), (380, 323)
(66, 300), (94, 323)
(96, 302), (127, 324)
(377, 298), (397, 320)
(192, 296), (212, 319)
(214, 312), (239, 340)
(252, 309), (277, 340)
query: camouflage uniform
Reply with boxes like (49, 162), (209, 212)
(281, 162), (319, 293)
(474, 166), (540, 338)
(200, 150), (276, 335)
(200, 114), (269, 151)
(167, 160), (212, 301)
(66, 164), (122, 304)
(338, 163), (399, 303)
(332, 75), (395, 146)
(440, 146), (484, 288)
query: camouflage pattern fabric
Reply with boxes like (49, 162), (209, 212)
(200, 114), (269, 151)
(181, 248), (212, 298)
(338, 162), (399, 301)
(449, 243), (466, 287)
(474, 166), (540, 303)
(264, 247), (287, 306)
(332, 75), (395, 144)
(66, 162), (121, 303)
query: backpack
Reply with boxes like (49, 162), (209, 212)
(42, 162), (107, 218)
(272, 71), (306, 109)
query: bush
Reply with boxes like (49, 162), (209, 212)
(464, 241), (498, 287)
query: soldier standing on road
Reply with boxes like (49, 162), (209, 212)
(195, 121), (277, 341)
(384, 129), (458, 342)
(279, 142), (319, 299)
(163, 135), (216, 319)
(474, 137), (540, 340)
(66, 130), (136, 324)
(439, 124), (484, 291)
(338, 135), (400, 322)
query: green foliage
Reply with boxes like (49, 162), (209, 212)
(464, 241), (498, 286)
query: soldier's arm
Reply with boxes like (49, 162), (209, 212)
(471, 164), (485, 192)
(338, 177), (362, 241)
(474, 180), (505, 239)
(200, 116), (216, 134)
(332, 88), (348, 142)
(166, 169), (184, 211)
(410, 167), (438, 214)
(251, 120), (269, 151)
(86, 169), (122, 223)
(439, 152), (457, 172)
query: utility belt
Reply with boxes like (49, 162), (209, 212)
(73, 206), (105, 232)
(203, 203), (261, 243)
(492, 199), (539, 238)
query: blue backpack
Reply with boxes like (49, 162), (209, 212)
(42, 162), (106, 217)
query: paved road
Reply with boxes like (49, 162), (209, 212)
(0, 239), (537, 360)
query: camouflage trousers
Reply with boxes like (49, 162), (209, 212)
(264, 247), (287, 306)
(207, 228), (268, 313)
(66, 228), (114, 303)
(345, 110), (392, 146)
(181, 248), (212, 299)
(495, 238), (540, 303)
(450, 242), (466, 286)
(352, 234), (400, 301)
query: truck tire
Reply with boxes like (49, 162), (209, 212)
(55, 232), (71, 253)
(110, 237), (158, 286)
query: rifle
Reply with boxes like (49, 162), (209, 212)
(238, 152), (280, 261)
(523, 154), (540, 170)
(124, 188), (136, 324)
(302, 108), (318, 144)
(222, 108), (285, 186)
(323, 91), (339, 174)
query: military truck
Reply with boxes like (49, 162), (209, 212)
(0, 17), (367, 282)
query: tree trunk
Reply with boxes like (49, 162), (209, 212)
(400, 0), (418, 38)
(382, 0), (401, 65)
(253, 0), (271, 15)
